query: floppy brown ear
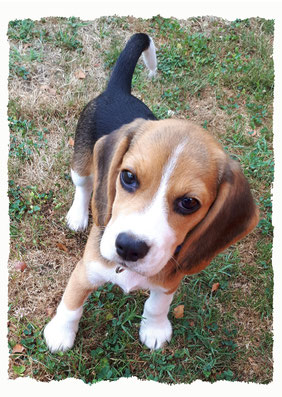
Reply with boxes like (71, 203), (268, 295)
(176, 158), (259, 275)
(91, 118), (147, 226)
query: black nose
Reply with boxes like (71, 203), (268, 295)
(115, 233), (150, 262)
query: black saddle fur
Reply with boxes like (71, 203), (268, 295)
(73, 33), (157, 157)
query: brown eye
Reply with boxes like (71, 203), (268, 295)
(174, 197), (200, 215)
(120, 170), (139, 193)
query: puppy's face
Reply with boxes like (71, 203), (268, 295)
(99, 119), (226, 277)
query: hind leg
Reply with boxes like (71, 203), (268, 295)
(66, 98), (98, 231)
(66, 98), (99, 231)
(66, 169), (93, 231)
(66, 134), (95, 231)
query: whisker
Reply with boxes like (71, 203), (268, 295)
(169, 255), (181, 271)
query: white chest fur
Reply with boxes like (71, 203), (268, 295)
(86, 260), (155, 293)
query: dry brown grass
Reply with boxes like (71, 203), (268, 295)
(7, 16), (273, 384)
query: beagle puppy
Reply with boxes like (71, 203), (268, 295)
(44, 33), (259, 352)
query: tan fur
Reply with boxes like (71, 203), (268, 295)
(173, 159), (259, 276)
(65, 118), (259, 303)
(62, 226), (115, 311)
(62, 259), (94, 310)
(71, 150), (93, 177)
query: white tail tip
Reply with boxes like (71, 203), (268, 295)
(142, 36), (157, 78)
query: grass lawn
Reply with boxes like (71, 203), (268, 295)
(7, 16), (273, 384)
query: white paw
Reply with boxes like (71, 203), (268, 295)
(44, 316), (78, 353)
(139, 318), (172, 350)
(66, 204), (89, 231)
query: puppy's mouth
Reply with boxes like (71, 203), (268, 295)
(100, 232), (176, 277)
(115, 260), (136, 272)
(115, 264), (126, 274)
(115, 259), (150, 277)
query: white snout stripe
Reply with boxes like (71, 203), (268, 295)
(151, 141), (187, 212)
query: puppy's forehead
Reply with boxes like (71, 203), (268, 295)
(123, 119), (222, 174)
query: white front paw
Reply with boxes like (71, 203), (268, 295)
(139, 318), (172, 350)
(44, 316), (78, 353)
(66, 204), (89, 231)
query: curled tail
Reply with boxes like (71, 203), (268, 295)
(106, 33), (157, 95)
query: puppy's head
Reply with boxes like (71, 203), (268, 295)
(92, 118), (259, 277)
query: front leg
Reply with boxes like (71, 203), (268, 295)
(44, 299), (83, 353)
(44, 259), (103, 353)
(139, 289), (174, 350)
